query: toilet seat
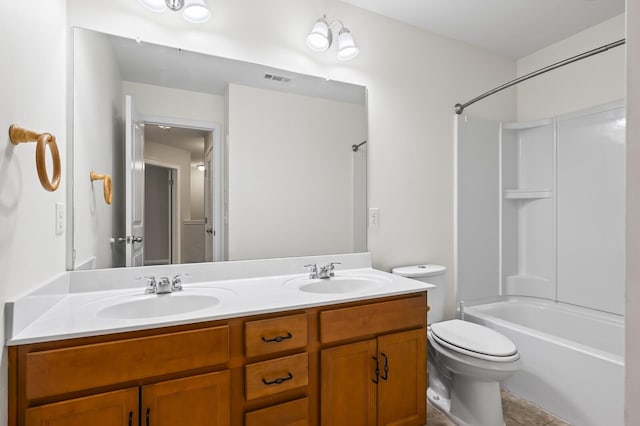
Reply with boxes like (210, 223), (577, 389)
(430, 320), (519, 362)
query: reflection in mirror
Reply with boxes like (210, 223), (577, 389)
(72, 27), (368, 270)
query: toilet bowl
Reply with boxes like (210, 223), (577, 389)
(427, 319), (521, 426)
(391, 265), (521, 426)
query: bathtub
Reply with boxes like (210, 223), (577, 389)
(463, 297), (624, 426)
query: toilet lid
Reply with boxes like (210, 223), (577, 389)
(430, 320), (518, 359)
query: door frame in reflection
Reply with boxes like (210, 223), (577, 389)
(141, 114), (223, 264)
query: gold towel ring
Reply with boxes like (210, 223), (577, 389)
(90, 171), (113, 205)
(9, 125), (61, 192)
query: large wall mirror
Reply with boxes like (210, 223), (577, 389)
(71, 27), (368, 270)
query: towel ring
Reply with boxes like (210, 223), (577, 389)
(9, 125), (61, 192)
(90, 171), (113, 205)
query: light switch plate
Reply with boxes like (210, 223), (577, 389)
(55, 202), (64, 235)
(368, 208), (379, 229)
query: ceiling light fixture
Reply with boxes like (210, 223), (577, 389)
(306, 15), (359, 61)
(138, 0), (211, 23)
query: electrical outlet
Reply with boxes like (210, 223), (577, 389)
(368, 208), (379, 229)
(55, 202), (64, 235)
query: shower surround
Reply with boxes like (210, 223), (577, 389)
(455, 101), (625, 425)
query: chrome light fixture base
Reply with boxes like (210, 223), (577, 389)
(138, 0), (211, 23)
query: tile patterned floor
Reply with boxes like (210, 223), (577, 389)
(427, 390), (572, 426)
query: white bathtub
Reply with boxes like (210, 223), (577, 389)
(463, 297), (624, 426)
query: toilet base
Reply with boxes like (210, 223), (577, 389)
(428, 382), (506, 426)
(428, 387), (472, 426)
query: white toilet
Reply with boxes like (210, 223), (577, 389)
(392, 265), (521, 426)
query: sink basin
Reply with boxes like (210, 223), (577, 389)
(285, 275), (387, 294)
(95, 287), (233, 319)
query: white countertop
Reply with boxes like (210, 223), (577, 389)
(6, 266), (433, 345)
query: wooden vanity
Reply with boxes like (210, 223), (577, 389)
(8, 292), (427, 426)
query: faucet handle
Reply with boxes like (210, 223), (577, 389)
(304, 263), (318, 278)
(318, 262), (341, 278)
(171, 273), (191, 291)
(138, 276), (157, 293)
(326, 262), (341, 275)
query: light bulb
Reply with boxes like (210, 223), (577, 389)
(337, 28), (359, 60)
(306, 18), (331, 52)
(182, 0), (210, 23)
(138, 0), (167, 12)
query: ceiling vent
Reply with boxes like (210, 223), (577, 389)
(264, 73), (291, 83)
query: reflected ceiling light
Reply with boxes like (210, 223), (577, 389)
(306, 14), (359, 60)
(138, 0), (211, 23)
(182, 0), (211, 23)
(196, 164), (205, 171)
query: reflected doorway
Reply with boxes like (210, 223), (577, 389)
(142, 122), (222, 264)
(144, 164), (177, 265)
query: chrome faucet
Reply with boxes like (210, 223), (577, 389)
(305, 262), (341, 279)
(156, 276), (172, 294)
(140, 274), (187, 294)
(318, 262), (341, 279)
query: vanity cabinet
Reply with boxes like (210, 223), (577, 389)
(25, 388), (139, 426)
(141, 371), (230, 426)
(24, 372), (230, 426)
(243, 313), (310, 425)
(9, 292), (427, 426)
(319, 297), (427, 426)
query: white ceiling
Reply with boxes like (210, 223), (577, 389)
(145, 125), (208, 163)
(340, 0), (625, 58)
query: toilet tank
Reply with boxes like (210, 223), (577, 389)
(391, 264), (447, 323)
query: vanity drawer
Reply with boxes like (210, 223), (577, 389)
(245, 353), (308, 400)
(319, 294), (427, 344)
(245, 313), (308, 358)
(25, 325), (229, 400)
(245, 397), (309, 426)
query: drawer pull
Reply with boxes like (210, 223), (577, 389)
(128, 411), (133, 426)
(262, 372), (293, 385)
(145, 408), (150, 426)
(261, 332), (293, 343)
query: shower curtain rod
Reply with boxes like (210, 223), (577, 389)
(352, 140), (367, 151)
(454, 38), (626, 115)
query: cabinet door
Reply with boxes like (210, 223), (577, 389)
(25, 388), (138, 426)
(377, 329), (426, 426)
(321, 340), (377, 426)
(142, 370), (230, 426)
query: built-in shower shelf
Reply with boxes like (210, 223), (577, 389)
(503, 189), (552, 199)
